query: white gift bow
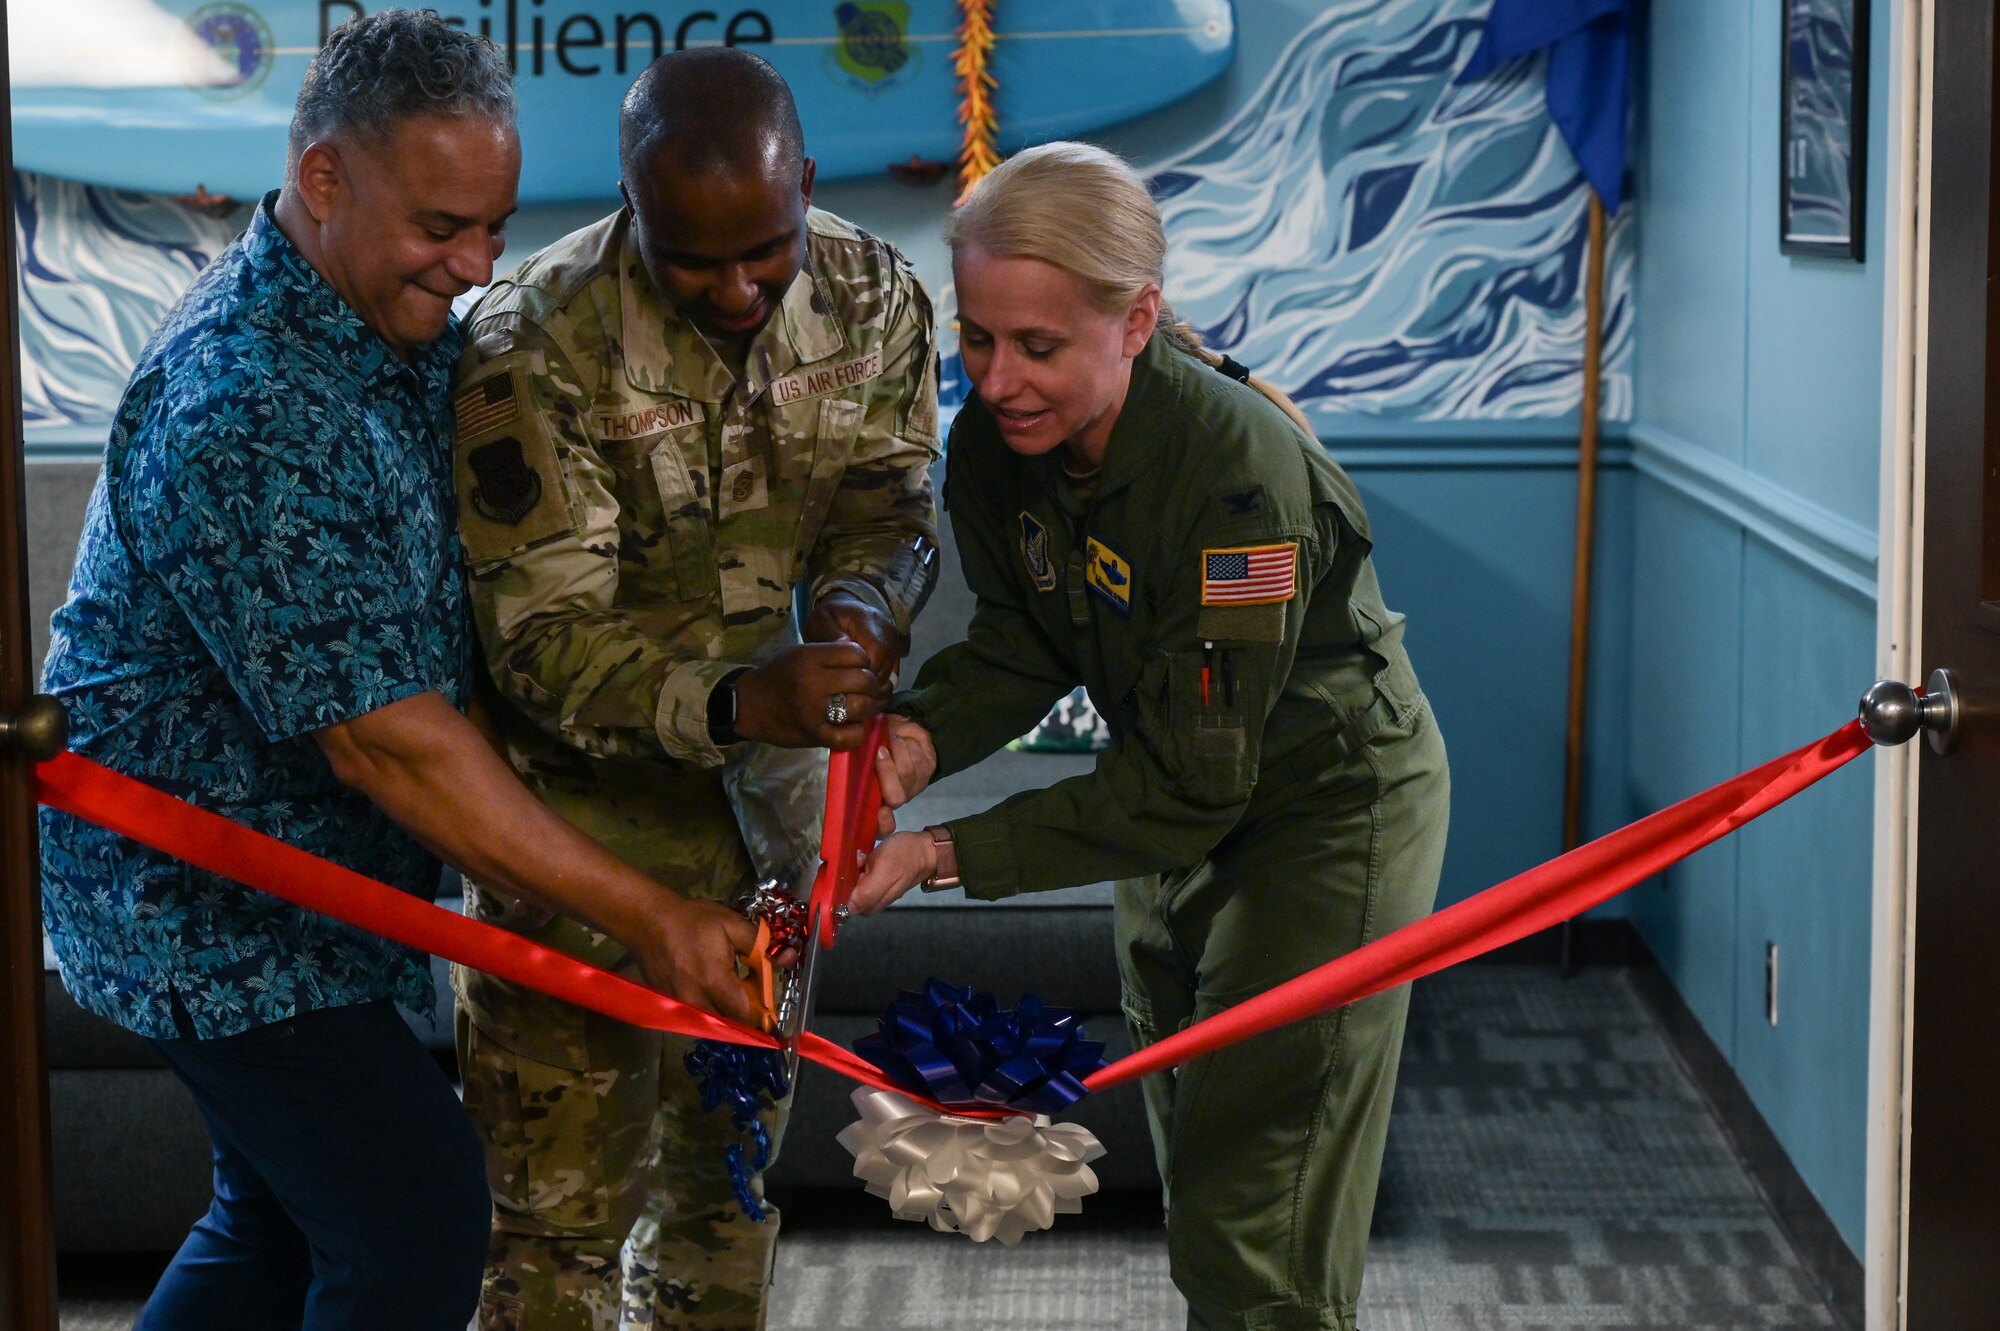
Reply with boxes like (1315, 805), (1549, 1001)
(835, 1086), (1107, 1245)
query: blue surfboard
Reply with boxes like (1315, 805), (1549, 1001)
(7, 0), (1233, 201)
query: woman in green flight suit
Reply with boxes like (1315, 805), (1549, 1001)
(849, 141), (1450, 1331)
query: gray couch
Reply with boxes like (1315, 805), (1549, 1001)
(34, 459), (1159, 1253)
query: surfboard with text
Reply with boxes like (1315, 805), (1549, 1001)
(8, 0), (1234, 201)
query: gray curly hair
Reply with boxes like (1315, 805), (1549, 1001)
(290, 9), (515, 159)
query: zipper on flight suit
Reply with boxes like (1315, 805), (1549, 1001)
(1056, 493), (1127, 733)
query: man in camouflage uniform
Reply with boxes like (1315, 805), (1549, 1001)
(450, 49), (939, 1331)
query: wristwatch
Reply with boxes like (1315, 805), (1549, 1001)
(706, 667), (752, 746)
(921, 824), (961, 891)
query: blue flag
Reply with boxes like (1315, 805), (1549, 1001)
(1458, 0), (1638, 209)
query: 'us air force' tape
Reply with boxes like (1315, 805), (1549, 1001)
(770, 350), (884, 406)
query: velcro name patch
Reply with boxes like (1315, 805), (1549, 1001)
(594, 398), (705, 440)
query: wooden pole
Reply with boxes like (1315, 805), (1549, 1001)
(0, 2), (64, 1322)
(1558, 193), (1608, 976)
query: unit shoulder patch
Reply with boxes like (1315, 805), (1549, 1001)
(466, 436), (543, 526)
(453, 366), (575, 564)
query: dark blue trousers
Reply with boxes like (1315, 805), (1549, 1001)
(138, 998), (490, 1331)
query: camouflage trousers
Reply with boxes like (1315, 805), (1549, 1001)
(454, 765), (794, 1331)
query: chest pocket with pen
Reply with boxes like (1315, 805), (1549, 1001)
(1135, 647), (1255, 809)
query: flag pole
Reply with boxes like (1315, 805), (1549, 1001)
(1558, 192), (1608, 975)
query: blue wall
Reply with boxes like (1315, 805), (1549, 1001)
(1626, 0), (1888, 1254)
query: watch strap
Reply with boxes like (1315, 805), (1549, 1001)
(920, 824), (961, 891)
(706, 666), (753, 746)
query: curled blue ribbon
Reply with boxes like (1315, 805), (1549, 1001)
(684, 1041), (789, 1221)
(853, 978), (1108, 1116)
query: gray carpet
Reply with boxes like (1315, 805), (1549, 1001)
(57, 966), (1847, 1330)
(1360, 966), (1842, 1330)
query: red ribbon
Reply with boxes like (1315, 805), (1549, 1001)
(34, 719), (1873, 1104)
(1083, 720), (1873, 1091)
(32, 748), (908, 1103)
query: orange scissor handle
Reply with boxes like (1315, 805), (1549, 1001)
(744, 917), (780, 1033)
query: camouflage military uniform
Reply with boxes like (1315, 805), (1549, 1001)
(449, 205), (939, 1331)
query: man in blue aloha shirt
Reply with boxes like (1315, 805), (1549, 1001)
(37, 13), (786, 1330)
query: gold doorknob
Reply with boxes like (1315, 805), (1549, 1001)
(0, 694), (69, 762)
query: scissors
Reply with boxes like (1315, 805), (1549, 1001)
(745, 716), (889, 1089)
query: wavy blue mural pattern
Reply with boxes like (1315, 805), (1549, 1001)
(19, 0), (1632, 438)
(13, 173), (246, 431)
(942, 0), (1635, 423)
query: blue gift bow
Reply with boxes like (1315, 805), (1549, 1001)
(853, 978), (1107, 1116)
(684, 1041), (788, 1222)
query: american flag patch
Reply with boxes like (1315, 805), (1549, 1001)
(455, 371), (517, 437)
(1201, 543), (1297, 605)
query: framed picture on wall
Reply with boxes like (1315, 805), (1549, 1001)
(1781, 0), (1870, 260)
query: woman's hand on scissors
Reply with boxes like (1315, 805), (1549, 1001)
(850, 829), (938, 916)
(871, 715), (938, 838)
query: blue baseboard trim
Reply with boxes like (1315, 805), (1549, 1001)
(1627, 425), (1878, 599)
(22, 427), (107, 464)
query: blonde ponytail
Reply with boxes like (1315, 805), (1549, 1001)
(948, 142), (1314, 437)
(1157, 304), (1315, 437)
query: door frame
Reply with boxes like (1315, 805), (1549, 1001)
(1867, 1), (1928, 1327)
(0, 5), (62, 1324)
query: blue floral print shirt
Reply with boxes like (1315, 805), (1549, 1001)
(39, 195), (471, 1040)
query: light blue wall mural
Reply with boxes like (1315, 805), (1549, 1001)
(936, 0), (1635, 422)
(1145, 2), (1633, 423)
(21, 0), (1631, 440)
(13, 173), (245, 437)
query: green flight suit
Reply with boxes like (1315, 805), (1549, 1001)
(896, 334), (1449, 1331)
(450, 206), (939, 1331)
